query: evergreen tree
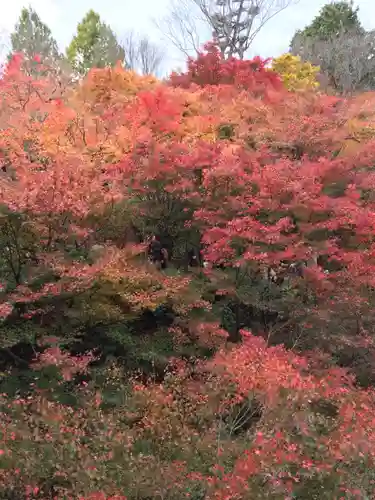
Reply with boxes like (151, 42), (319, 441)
(66, 10), (125, 76)
(290, 2), (375, 94)
(292, 1), (363, 45)
(9, 7), (61, 64)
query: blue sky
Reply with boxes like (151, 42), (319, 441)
(1, 0), (375, 75)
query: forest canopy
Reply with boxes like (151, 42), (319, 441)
(0, 40), (375, 499)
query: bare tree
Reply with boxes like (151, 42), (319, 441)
(138, 37), (164, 75)
(197, 0), (300, 59)
(122, 31), (139, 70)
(0, 28), (10, 64)
(121, 31), (164, 76)
(291, 28), (375, 95)
(154, 0), (205, 58)
(157, 0), (299, 60)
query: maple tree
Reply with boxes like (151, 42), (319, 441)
(169, 42), (282, 95)
(2, 333), (375, 498)
(0, 54), (196, 330)
(1, 42), (375, 499)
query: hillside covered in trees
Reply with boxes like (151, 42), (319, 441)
(1, 4), (375, 498)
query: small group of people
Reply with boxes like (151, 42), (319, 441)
(147, 234), (210, 271)
(147, 235), (168, 270)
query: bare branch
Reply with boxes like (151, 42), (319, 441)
(0, 28), (10, 64)
(122, 31), (139, 70)
(192, 0), (300, 59)
(138, 37), (164, 75)
(121, 31), (164, 76)
(291, 28), (375, 95)
(153, 0), (206, 58)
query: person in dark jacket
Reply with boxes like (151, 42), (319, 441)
(161, 247), (168, 269)
(148, 235), (164, 270)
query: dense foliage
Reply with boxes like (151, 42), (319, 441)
(290, 1), (375, 95)
(1, 43), (375, 499)
(294, 1), (363, 41)
(271, 54), (320, 91)
(9, 7), (62, 65)
(66, 10), (125, 76)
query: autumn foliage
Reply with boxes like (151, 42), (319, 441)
(169, 42), (282, 95)
(1, 47), (375, 498)
(271, 53), (320, 91)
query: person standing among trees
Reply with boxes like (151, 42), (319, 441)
(147, 235), (168, 270)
